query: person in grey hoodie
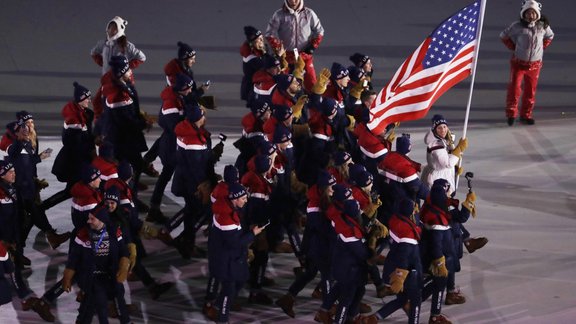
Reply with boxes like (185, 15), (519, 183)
(265, 0), (324, 92)
(500, 0), (554, 126)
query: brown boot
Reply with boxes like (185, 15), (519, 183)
(46, 231), (70, 249)
(26, 297), (55, 322)
(402, 300), (411, 315)
(359, 301), (372, 313)
(445, 289), (466, 305)
(314, 309), (332, 324)
(275, 294), (295, 318)
(464, 237), (488, 254)
(273, 241), (294, 253)
(143, 163), (160, 177)
(311, 286), (322, 299)
(377, 285), (395, 298)
(353, 313), (378, 324)
(108, 302), (119, 318)
(204, 304), (219, 322)
(429, 313), (452, 324)
(157, 228), (174, 246)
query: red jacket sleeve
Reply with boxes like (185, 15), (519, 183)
(91, 54), (103, 67)
(501, 37), (515, 51)
(129, 59), (144, 69)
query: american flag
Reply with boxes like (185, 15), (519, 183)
(367, 1), (481, 135)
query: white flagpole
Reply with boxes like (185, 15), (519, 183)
(456, 0), (486, 189)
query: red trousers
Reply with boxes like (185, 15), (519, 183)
(505, 58), (542, 119)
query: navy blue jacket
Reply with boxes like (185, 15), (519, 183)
(66, 223), (128, 291)
(8, 139), (40, 200)
(0, 181), (19, 244)
(52, 101), (95, 183)
(301, 185), (333, 270)
(0, 243), (14, 305)
(101, 80), (148, 157)
(208, 200), (254, 282)
(330, 212), (371, 285)
(171, 120), (213, 197)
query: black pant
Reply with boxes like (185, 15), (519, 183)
(41, 182), (73, 211)
(19, 198), (54, 247)
(150, 162), (175, 207)
(77, 276), (130, 324)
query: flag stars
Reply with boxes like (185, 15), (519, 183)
(424, 3), (478, 68)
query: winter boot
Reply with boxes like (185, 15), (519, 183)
(24, 297), (55, 322)
(429, 313), (452, 324)
(353, 313), (378, 324)
(311, 286), (322, 299)
(445, 289), (466, 305)
(46, 230), (70, 249)
(275, 294), (296, 318)
(143, 163), (160, 177)
(314, 309), (332, 324)
(464, 237), (488, 254)
(157, 228), (174, 246)
(359, 302), (372, 313)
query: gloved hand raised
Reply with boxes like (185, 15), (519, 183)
(349, 77), (368, 99)
(311, 68), (331, 95)
(293, 56), (306, 81)
(292, 95), (308, 119)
